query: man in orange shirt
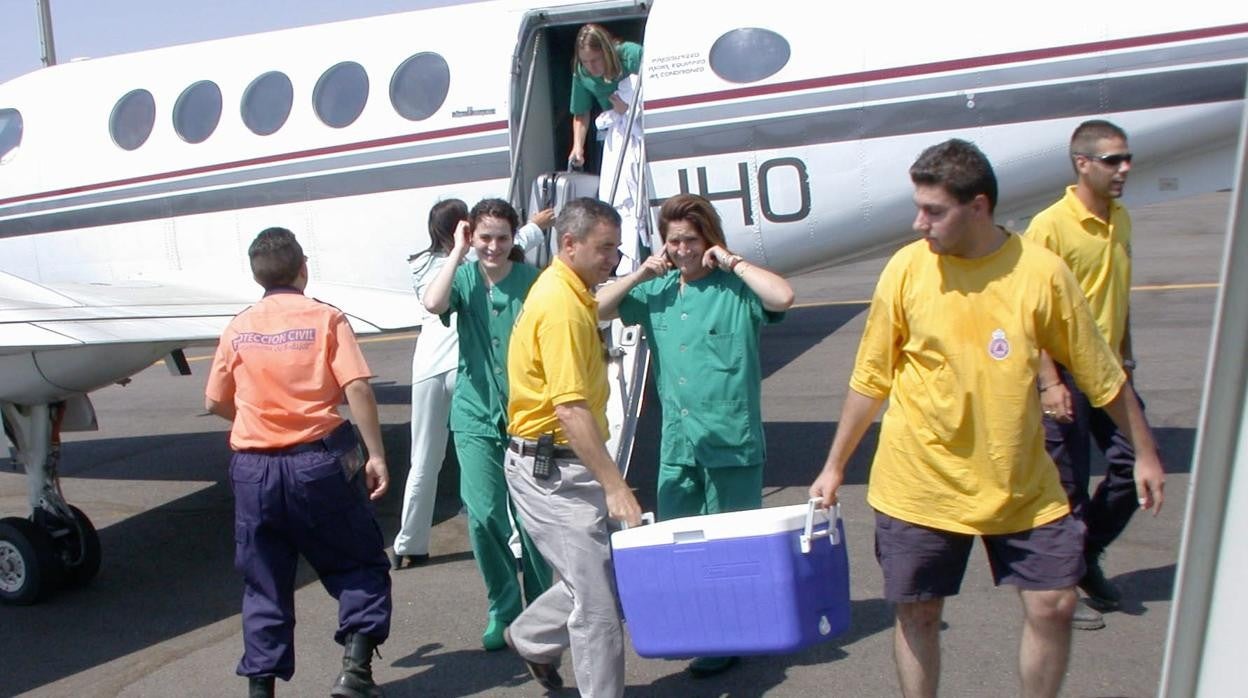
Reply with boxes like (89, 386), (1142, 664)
(205, 227), (392, 698)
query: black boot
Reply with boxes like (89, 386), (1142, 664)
(248, 675), (274, 698)
(331, 633), (384, 698)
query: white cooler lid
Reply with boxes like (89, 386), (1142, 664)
(611, 502), (833, 550)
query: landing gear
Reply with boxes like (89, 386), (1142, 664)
(43, 505), (101, 588)
(0, 517), (63, 605)
(1, 397), (102, 604)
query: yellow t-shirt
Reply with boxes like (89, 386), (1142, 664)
(507, 257), (610, 443)
(854, 234), (1126, 534)
(1025, 186), (1132, 360)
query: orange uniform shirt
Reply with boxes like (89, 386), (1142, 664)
(205, 289), (373, 450)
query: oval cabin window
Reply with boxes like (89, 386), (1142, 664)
(314, 62), (369, 128)
(709, 28), (791, 84)
(110, 89), (157, 151)
(242, 71), (294, 136)
(173, 80), (223, 144)
(0, 108), (22, 164)
(390, 52), (450, 121)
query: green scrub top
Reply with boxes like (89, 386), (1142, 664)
(618, 269), (785, 467)
(569, 41), (643, 115)
(442, 261), (540, 436)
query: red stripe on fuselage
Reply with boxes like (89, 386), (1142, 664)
(0, 120), (510, 207)
(645, 22), (1248, 109)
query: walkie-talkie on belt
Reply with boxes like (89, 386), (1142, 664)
(532, 433), (555, 480)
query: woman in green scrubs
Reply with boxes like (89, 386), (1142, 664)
(422, 198), (551, 651)
(568, 23), (643, 169)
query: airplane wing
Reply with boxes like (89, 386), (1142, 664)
(0, 271), (418, 353)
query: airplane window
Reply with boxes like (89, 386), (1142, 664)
(314, 61), (369, 128)
(173, 80), (223, 144)
(0, 108), (21, 164)
(390, 52), (450, 121)
(709, 28), (791, 84)
(242, 71), (293, 136)
(110, 89), (156, 151)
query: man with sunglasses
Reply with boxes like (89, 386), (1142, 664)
(1026, 120), (1153, 631)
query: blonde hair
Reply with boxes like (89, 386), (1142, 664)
(574, 24), (623, 81)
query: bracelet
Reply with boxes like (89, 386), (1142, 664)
(1038, 382), (1059, 392)
(727, 255), (745, 272)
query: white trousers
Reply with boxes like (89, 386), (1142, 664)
(504, 447), (625, 698)
(393, 369), (455, 556)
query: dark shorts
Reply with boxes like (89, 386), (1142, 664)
(874, 510), (1086, 602)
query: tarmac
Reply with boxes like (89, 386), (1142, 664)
(0, 190), (1230, 697)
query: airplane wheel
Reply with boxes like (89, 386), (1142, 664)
(58, 506), (102, 588)
(0, 517), (64, 605)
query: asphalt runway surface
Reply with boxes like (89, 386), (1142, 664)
(0, 191), (1230, 697)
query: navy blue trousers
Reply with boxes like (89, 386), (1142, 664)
(1044, 368), (1143, 559)
(229, 429), (391, 680)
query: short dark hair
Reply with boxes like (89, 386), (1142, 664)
(248, 227), (305, 289)
(909, 139), (998, 212)
(556, 198), (621, 241)
(1070, 120), (1128, 157)
(659, 194), (726, 248)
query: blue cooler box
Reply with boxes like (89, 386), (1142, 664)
(611, 500), (849, 658)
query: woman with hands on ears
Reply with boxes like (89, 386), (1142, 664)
(595, 193), (794, 678)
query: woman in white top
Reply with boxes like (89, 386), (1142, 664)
(393, 199), (553, 569)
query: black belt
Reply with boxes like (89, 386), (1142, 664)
(508, 438), (578, 460)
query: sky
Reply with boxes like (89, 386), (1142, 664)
(0, 0), (477, 85)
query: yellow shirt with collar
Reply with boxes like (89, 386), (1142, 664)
(1025, 185), (1132, 360)
(854, 234), (1125, 535)
(507, 257), (610, 443)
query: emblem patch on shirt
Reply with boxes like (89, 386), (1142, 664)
(987, 329), (1010, 360)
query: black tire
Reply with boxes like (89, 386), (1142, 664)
(59, 506), (101, 588)
(0, 517), (64, 605)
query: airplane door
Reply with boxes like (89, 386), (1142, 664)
(505, 3), (652, 478)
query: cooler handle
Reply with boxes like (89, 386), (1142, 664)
(800, 498), (840, 554)
(619, 512), (655, 530)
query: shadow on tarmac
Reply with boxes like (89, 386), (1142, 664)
(1115, 564), (1177, 616)
(761, 303), (868, 380)
(373, 598), (895, 697)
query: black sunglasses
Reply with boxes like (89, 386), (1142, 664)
(1076, 152), (1133, 167)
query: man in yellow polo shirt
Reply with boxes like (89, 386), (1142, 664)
(809, 140), (1165, 698)
(502, 197), (642, 698)
(1026, 120), (1142, 630)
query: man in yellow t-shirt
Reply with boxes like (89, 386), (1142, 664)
(1026, 120), (1142, 628)
(809, 140), (1165, 698)
(502, 198), (641, 698)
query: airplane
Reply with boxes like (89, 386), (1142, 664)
(0, 0), (1245, 611)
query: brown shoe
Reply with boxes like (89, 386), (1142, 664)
(503, 627), (563, 690)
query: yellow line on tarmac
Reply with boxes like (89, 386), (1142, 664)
(1132, 282), (1220, 292)
(177, 282), (1217, 365)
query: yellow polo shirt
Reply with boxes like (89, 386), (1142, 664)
(855, 234), (1125, 535)
(507, 257), (610, 443)
(1025, 186), (1132, 360)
